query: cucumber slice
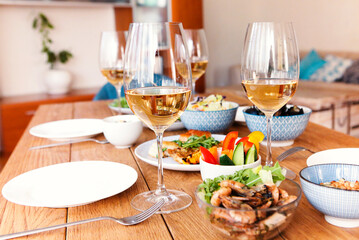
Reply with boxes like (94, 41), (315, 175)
(232, 142), (244, 165)
(219, 154), (235, 165)
(245, 144), (257, 164)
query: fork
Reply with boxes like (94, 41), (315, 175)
(277, 146), (315, 162)
(0, 199), (165, 240)
(29, 138), (109, 150)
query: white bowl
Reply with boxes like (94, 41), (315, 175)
(103, 115), (143, 148)
(200, 152), (261, 180)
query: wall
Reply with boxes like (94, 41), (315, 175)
(203, 0), (359, 88)
(0, 5), (115, 97)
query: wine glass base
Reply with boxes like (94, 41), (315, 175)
(131, 189), (192, 214)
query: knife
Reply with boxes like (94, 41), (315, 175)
(29, 138), (109, 150)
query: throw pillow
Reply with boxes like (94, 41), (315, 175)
(310, 55), (353, 82)
(300, 49), (326, 80)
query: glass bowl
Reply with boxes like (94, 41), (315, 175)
(195, 179), (302, 239)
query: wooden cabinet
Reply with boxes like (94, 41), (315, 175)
(0, 88), (97, 154)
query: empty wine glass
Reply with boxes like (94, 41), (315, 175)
(99, 31), (127, 111)
(124, 22), (192, 213)
(241, 22), (299, 166)
(184, 29), (208, 96)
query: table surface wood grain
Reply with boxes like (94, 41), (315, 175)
(0, 99), (359, 240)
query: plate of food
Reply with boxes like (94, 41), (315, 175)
(108, 98), (133, 114)
(135, 130), (224, 171)
(29, 118), (104, 141)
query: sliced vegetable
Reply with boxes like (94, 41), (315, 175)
(232, 142), (244, 165)
(245, 144), (257, 164)
(219, 154), (234, 165)
(208, 146), (218, 161)
(248, 131), (265, 152)
(235, 136), (249, 145)
(221, 149), (233, 160)
(244, 141), (254, 154)
(200, 146), (218, 164)
(222, 131), (238, 151)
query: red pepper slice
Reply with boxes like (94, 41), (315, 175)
(235, 136), (249, 145)
(244, 141), (254, 154)
(222, 131), (238, 151)
(200, 146), (218, 164)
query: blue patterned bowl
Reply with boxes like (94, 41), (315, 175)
(180, 102), (239, 133)
(243, 105), (312, 142)
(300, 163), (359, 228)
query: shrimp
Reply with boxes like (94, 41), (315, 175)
(245, 212), (287, 236)
(265, 184), (279, 205)
(277, 195), (297, 206)
(220, 180), (255, 197)
(279, 188), (289, 199)
(229, 203), (257, 225)
(211, 187), (231, 206)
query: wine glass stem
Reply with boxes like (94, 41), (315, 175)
(155, 131), (168, 195)
(115, 83), (123, 112)
(191, 81), (196, 100)
(265, 113), (273, 166)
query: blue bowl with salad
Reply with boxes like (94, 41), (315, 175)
(181, 95), (239, 133)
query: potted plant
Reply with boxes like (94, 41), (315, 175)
(33, 13), (73, 95)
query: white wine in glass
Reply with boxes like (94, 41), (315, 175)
(124, 22), (192, 214)
(184, 29), (208, 96)
(99, 31), (127, 110)
(241, 22), (299, 166)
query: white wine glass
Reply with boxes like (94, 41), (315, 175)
(99, 31), (127, 111)
(241, 22), (299, 166)
(124, 22), (192, 213)
(184, 29), (208, 97)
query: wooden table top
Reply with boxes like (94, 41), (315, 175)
(0, 100), (359, 240)
(210, 81), (359, 110)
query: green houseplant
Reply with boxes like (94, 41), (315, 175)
(32, 13), (74, 94)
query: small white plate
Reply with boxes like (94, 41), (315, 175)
(29, 119), (104, 141)
(235, 106), (247, 123)
(307, 148), (359, 166)
(2, 161), (138, 208)
(108, 105), (133, 115)
(135, 134), (225, 171)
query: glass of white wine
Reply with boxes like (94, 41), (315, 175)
(124, 22), (192, 213)
(99, 31), (127, 111)
(183, 29), (209, 97)
(241, 22), (299, 166)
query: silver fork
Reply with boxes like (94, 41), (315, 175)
(0, 199), (165, 240)
(277, 146), (315, 162)
(29, 138), (109, 150)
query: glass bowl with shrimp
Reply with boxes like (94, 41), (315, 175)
(195, 178), (302, 240)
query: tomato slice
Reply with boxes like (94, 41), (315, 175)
(244, 141), (254, 154)
(222, 131), (238, 151)
(235, 136), (249, 145)
(200, 146), (218, 164)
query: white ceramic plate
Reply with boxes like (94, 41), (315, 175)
(167, 120), (185, 131)
(108, 105), (134, 115)
(29, 119), (104, 141)
(135, 134), (225, 171)
(307, 148), (359, 166)
(235, 106), (247, 123)
(2, 161), (138, 208)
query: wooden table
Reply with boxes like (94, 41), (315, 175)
(0, 100), (359, 240)
(207, 81), (359, 136)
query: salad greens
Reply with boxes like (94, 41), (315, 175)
(198, 162), (286, 203)
(173, 135), (220, 149)
(187, 94), (234, 111)
(109, 97), (129, 108)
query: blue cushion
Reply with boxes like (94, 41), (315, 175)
(300, 49), (326, 80)
(93, 83), (124, 101)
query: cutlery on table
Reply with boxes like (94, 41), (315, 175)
(29, 138), (109, 150)
(277, 146), (315, 162)
(0, 199), (165, 240)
